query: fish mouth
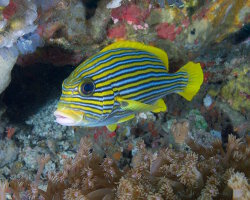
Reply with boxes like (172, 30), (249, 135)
(54, 109), (84, 126)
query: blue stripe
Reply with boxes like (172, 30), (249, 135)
(132, 84), (186, 101)
(75, 51), (159, 79)
(95, 64), (166, 84)
(112, 72), (186, 87)
(120, 78), (188, 95)
(60, 100), (105, 110)
(94, 72), (183, 92)
(75, 48), (136, 73)
(143, 92), (168, 103)
(59, 101), (102, 117)
(61, 94), (114, 101)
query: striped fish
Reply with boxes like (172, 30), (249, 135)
(54, 41), (203, 131)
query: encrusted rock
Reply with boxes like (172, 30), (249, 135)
(0, 139), (18, 167)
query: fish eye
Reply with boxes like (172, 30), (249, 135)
(79, 78), (95, 96)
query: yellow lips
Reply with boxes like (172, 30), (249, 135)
(54, 107), (84, 126)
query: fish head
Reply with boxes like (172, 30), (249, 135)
(54, 71), (115, 127)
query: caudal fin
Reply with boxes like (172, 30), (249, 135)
(177, 62), (203, 101)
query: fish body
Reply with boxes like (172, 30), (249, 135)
(54, 41), (203, 131)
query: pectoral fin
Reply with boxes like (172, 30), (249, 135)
(116, 97), (167, 113)
(118, 114), (135, 123)
(107, 124), (117, 132)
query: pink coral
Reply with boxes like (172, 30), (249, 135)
(3, 0), (17, 20)
(156, 22), (182, 41)
(108, 24), (126, 39)
(122, 4), (145, 25)
(111, 4), (148, 25)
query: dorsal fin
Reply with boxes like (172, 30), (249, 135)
(101, 40), (169, 71)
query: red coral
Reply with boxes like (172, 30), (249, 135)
(111, 6), (124, 21)
(108, 132), (116, 138)
(203, 72), (211, 83)
(200, 62), (206, 69)
(175, 26), (182, 35)
(3, 0), (17, 20)
(123, 4), (145, 25)
(181, 19), (190, 28)
(108, 24), (126, 39)
(111, 4), (148, 25)
(5, 127), (15, 139)
(156, 22), (181, 41)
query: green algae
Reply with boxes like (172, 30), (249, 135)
(188, 109), (208, 130)
(221, 65), (250, 112)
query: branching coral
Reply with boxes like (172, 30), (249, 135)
(228, 172), (250, 200)
(3, 134), (250, 199)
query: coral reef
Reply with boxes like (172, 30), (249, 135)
(0, 0), (249, 199)
(0, 0), (41, 94)
(0, 134), (249, 199)
(1, 0), (249, 94)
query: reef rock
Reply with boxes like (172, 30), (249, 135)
(0, 139), (18, 167)
(0, 47), (18, 94)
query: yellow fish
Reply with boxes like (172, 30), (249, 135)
(54, 41), (203, 131)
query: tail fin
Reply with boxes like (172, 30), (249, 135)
(177, 62), (203, 101)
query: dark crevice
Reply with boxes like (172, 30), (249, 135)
(2, 64), (73, 123)
(81, 0), (101, 19)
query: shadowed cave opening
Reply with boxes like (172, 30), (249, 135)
(2, 64), (73, 123)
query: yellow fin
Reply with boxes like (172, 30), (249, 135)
(117, 97), (155, 112)
(177, 62), (203, 101)
(101, 40), (169, 71)
(118, 114), (135, 123)
(151, 98), (167, 113)
(106, 124), (117, 132)
(116, 97), (166, 113)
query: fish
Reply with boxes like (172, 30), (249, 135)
(54, 40), (203, 131)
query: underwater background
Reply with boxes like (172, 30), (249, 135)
(0, 0), (249, 199)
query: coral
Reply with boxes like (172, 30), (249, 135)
(3, 134), (249, 199)
(228, 172), (250, 200)
(107, 24), (127, 39)
(220, 64), (250, 113)
(16, 32), (44, 55)
(156, 22), (182, 41)
(0, 0), (43, 94)
(0, 0), (38, 48)
(111, 3), (148, 25)
(187, 109), (208, 131)
(0, 1), (250, 199)
(170, 120), (189, 145)
(198, 174), (220, 200)
(0, 0), (249, 95)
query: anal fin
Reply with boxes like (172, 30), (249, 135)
(106, 124), (117, 132)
